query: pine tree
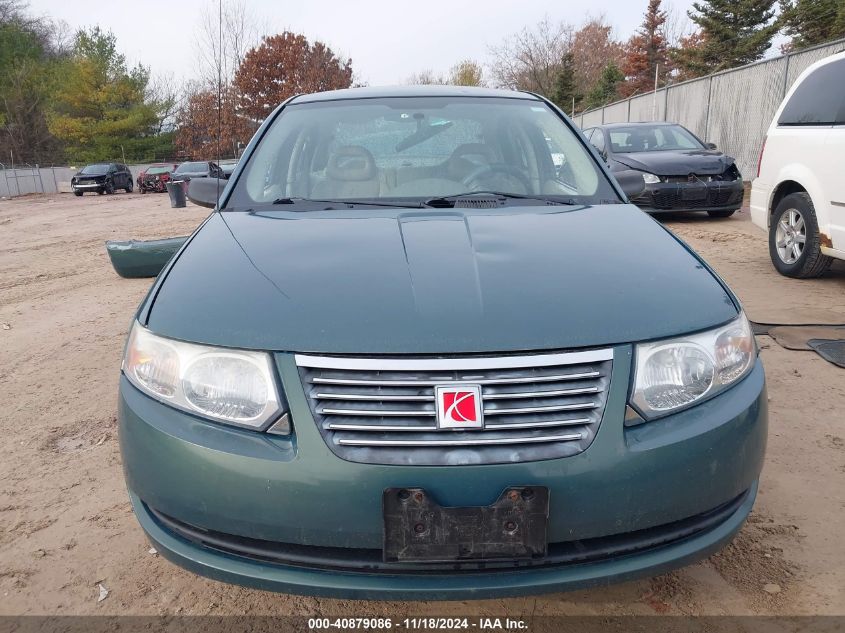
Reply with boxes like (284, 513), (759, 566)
(550, 52), (580, 113)
(675, 0), (779, 78)
(622, 0), (671, 97)
(779, 0), (845, 51)
(585, 62), (624, 109)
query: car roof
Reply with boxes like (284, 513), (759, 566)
(595, 121), (681, 129)
(291, 85), (539, 104)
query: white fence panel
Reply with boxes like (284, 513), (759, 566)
(665, 78), (710, 138)
(629, 89), (667, 121)
(602, 100), (628, 123)
(707, 57), (786, 176)
(580, 109), (604, 128)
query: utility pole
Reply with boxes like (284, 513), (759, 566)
(652, 64), (659, 120)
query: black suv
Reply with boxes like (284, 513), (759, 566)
(71, 163), (134, 196)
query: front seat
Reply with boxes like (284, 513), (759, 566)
(447, 143), (495, 182)
(311, 145), (380, 198)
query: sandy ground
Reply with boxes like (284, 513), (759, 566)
(1, 192), (844, 618)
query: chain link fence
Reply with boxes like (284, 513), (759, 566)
(575, 38), (845, 179)
(0, 163), (175, 198)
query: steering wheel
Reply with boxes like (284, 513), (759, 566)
(461, 163), (532, 193)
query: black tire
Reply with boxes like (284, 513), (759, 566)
(769, 192), (832, 278)
(707, 209), (736, 218)
(97, 188), (104, 195)
(140, 187), (146, 194)
(105, 180), (115, 195)
(73, 190), (83, 197)
(125, 182), (133, 193)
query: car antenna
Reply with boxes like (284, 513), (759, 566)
(216, 0), (222, 210)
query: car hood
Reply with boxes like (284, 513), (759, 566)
(146, 205), (737, 354)
(613, 150), (735, 176)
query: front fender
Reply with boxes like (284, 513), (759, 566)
(767, 164), (830, 230)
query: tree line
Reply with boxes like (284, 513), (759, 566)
(1, 0), (843, 166)
(485, 0), (845, 114)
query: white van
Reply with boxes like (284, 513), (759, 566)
(750, 51), (845, 278)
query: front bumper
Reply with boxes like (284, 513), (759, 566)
(139, 179), (167, 192)
(631, 179), (744, 213)
(119, 351), (767, 599)
(72, 182), (105, 190)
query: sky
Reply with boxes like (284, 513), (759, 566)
(28, 0), (701, 86)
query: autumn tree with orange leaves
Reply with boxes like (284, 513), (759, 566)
(175, 87), (253, 159)
(621, 0), (672, 97)
(234, 32), (353, 122)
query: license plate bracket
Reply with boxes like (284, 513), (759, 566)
(383, 487), (549, 563)
(681, 185), (708, 201)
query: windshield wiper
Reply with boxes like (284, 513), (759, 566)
(272, 196), (423, 209)
(423, 191), (579, 208)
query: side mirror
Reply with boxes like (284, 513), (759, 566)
(613, 169), (646, 200)
(187, 177), (226, 209)
(705, 142), (717, 150)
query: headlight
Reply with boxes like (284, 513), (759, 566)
(642, 172), (661, 184)
(631, 312), (756, 419)
(122, 322), (288, 432)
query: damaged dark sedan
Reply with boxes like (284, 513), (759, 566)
(583, 122), (743, 218)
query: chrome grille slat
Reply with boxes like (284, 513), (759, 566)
(483, 402), (597, 415)
(319, 407), (435, 417)
(296, 350), (613, 466)
(482, 387), (600, 400)
(336, 433), (583, 447)
(311, 371), (601, 387)
(315, 392), (435, 401)
(327, 423), (439, 432)
(485, 418), (591, 430)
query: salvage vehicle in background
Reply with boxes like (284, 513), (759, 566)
(137, 164), (176, 194)
(172, 160), (225, 182)
(119, 86), (766, 600)
(751, 51), (845, 278)
(71, 163), (133, 196)
(583, 122), (743, 218)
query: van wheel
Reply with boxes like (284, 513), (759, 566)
(707, 209), (735, 218)
(769, 192), (832, 278)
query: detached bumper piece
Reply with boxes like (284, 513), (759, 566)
(105, 236), (187, 278)
(144, 488), (749, 574)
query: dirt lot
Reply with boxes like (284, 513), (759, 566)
(1, 192), (844, 618)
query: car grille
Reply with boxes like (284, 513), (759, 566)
(296, 350), (613, 466)
(649, 187), (743, 210)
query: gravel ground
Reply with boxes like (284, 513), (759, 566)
(1, 192), (844, 618)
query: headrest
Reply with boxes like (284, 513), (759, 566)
(447, 143), (495, 178)
(450, 143), (495, 161)
(326, 145), (377, 181)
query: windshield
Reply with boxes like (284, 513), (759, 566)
(176, 162), (206, 173)
(608, 125), (704, 153)
(80, 164), (110, 175)
(146, 166), (170, 175)
(227, 96), (618, 208)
